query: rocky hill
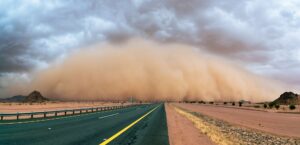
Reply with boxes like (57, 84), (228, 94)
(25, 90), (49, 102)
(272, 92), (300, 105)
(0, 91), (49, 103)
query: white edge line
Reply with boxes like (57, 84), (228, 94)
(98, 113), (119, 119)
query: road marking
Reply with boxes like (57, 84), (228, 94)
(99, 105), (160, 145)
(99, 113), (119, 119)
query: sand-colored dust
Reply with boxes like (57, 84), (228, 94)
(177, 103), (300, 138)
(9, 39), (286, 102)
(165, 104), (216, 145)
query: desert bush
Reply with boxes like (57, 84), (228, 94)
(254, 105), (260, 108)
(289, 105), (296, 110)
(198, 101), (206, 104)
(263, 104), (267, 109)
(275, 104), (280, 110)
(223, 102), (227, 105)
(238, 102), (243, 107)
(209, 101), (214, 104)
(232, 102), (235, 106)
(268, 102), (275, 109)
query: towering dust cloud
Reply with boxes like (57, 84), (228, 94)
(29, 39), (284, 102)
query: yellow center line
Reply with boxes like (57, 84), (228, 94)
(99, 105), (160, 145)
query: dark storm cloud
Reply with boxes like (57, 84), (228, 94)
(0, 0), (300, 86)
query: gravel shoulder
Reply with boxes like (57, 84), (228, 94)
(165, 104), (215, 145)
(176, 103), (300, 138)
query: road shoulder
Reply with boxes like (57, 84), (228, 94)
(165, 103), (215, 145)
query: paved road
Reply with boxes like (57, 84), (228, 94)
(0, 104), (169, 145)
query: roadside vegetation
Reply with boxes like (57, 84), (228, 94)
(275, 104), (280, 110)
(238, 102), (243, 107)
(289, 105), (296, 110)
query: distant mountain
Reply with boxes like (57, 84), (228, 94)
(272, 92), (300, 105)
(0, 91), (49, 103)
(0, 95), (26, 102)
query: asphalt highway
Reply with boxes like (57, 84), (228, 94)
(0, 104), (169, 145)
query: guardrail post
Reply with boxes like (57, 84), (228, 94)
(0, 104), (145, 121)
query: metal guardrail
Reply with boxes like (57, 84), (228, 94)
(0, 104), (141, 121)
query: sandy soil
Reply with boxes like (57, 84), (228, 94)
(176, 103), (300, 138)
(0, 102), (132, 113)
(165, 104), (215, 145)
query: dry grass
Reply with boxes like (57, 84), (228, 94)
(174, 106), (243, 145)
(0, 101), (132, 113)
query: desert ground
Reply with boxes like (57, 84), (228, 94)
(175, 103), (300, 138)
(211, 102), (300, 113)
(0, 101), (131, 113)
(165, 103), (300, 145)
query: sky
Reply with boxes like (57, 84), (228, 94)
(0, 0), (300, 99)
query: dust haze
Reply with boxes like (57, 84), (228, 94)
(21, 39), (286, 102)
